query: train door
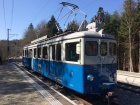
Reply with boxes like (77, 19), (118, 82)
(49, 44), (62, 82)
(49, 45), (55, 76)
(28, 48), (32, 69)
(55, 44), (62, 82)
(32, 47), (37, 71)
(42, 45), (49, 76)
(37, 46), (42, 73)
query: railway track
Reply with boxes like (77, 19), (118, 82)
(117, 81), (140, 94)
(15, 63), (118, 105)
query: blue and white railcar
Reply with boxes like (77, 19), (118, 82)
(22, 22), (117, 94)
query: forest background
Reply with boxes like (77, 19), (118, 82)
(0, 0), (140, 72)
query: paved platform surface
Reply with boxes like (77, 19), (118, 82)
(0, 63), (75, 105)
(0, 64), (50, 105)
(117, 70), (140, 87)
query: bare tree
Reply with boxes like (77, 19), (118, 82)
(122, 0), (137, 72)
(35, 20), (48, 38)
(136, 0), (140, 72)
(139, 31), (140, 72)
(22, 23), (36, 45)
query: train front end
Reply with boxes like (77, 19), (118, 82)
(84, 38), (117, 94)
(82, 31), (117, 95)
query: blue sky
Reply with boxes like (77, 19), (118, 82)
(0, 0), (124, 40)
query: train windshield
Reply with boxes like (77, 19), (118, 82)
(85, 41), (98, 56)
(100, 42), (107, 56)
(85, 41), (116, 56)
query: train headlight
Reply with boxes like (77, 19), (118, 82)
(87, 75), (94, 81)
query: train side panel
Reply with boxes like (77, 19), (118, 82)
(22, 57), (32, 69)
(62, 63), (84, 93)
(42, 60), (84, 94)
(42, 59), (50, 76)
(32, 58), (38, 72)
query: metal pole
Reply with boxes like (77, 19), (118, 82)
(7, 29), (10, 62)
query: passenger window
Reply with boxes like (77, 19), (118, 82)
(28, 49), (32, 57)
(27, 50), (28, 57)
(65, 42), (79, 62)
(56, 44), (61, 61)
(25, 49), (28, 57)
(85, 41), (98, 56)
(52, 45), (55, 60)
(43, 46), (48, 59)
(109, 43), (116, 56)
(38, 47), (41, 58)
(34, 48), (37, 57)
(100, 42), (107, 56)
(23, 50), (24, 57)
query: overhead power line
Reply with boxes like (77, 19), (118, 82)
(81, 0), (96, 10)
(31, 0), (49, 22)
(46, 7), (62, 21)
(11, 0), (14, 30)
(3, 0), (6, 29)
(58, 10), (72, 22)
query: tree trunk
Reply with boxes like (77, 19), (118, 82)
(117, 35), (120, 70)
(123, 53), (126, 71)
(138, 31), (140, 73)
(129, 27), (133, 72)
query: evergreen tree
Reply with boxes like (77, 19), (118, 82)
(28, 23), (34, 30)
(104, 11), (121, 36)
(66, 20), (79, 31)
(46, 16), (60, 38)
(103, 12), (111, 33)
(90, 17), (95, 23)
(35, 20), (48, 38)
(81, 20), (88, 31)
(22, 23), (36, 45)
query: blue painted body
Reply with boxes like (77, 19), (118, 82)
(22, 57), (32, 69)
(22, 58), (117, 94)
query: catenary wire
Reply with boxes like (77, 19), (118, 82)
(11, 0), (14, 30)
(46, 0), (70, 21)
(3, 0), (6, 29)
(64, 11), (73, 26)
(31, 0), (49, 22)
(46, 7), (62, 21)
(81, 0), (96, 10)
(58, 10), (72, 22)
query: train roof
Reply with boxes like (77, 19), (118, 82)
(24, 22), (115, 48)
(23, 30), (115, 48)
(68, 30), (115, 39)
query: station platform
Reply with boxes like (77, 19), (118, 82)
(1, 63), (139, 105)
(0, 63), (75, 105)
(117, 70), (140, 87)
